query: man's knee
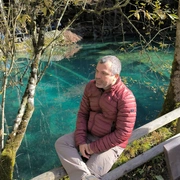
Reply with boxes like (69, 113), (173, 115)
(55, 132), (75, 150)
(55, 136), (65, 150)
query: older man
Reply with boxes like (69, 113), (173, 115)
(55, 55), (137, 180)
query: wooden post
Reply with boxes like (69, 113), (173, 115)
(164, 135), (180, 180)
(102, 134), (180, 180)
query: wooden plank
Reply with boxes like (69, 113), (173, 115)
(32, 134), (180, 180)
(31, 107), (180, 180)
(31, 167), (67, 180)
(101, 133), (180, 180)
(164, 136), (180, 180)
(129, 107), (180, 143)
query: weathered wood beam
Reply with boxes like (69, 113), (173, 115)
(129, 107), (180, 143)
(164, 135), (180, 180)
(31, 167), (67, 180)
(31, 107), (180, 180)
(102, 133), (180, 180)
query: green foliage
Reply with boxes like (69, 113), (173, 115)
(128, 0), (178, 40)
(130, 0), (178, 22)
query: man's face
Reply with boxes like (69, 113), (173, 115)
(95, 61), (118, 90)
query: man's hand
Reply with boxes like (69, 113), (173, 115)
(79, 144), (94, 159)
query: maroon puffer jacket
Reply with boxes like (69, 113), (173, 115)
(74, 77), (137, 153)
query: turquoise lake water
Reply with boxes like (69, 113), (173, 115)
(2, 38), (174, 179)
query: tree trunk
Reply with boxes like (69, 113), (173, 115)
(0, 51), (42, 180)
(160, 0), (180, 132)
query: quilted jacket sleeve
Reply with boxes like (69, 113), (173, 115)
(74, 82), (91, 147)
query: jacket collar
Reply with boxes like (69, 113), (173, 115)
(94, 77), (122, 92)
(104, 77), (121, 92)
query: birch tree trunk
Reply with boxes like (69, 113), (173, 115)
(0, 0), (84, 178)
(0, 51), (43, 180)
(0, 1), (45, 176)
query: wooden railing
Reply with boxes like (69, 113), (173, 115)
(32, 107), (180, 180)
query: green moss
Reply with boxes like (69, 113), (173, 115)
(175, 102), (180, 108)
(0, 129), (27, 180)
(0, 148), (16, 180)
(60, 175), (69, 180)
(112, 121), (177, 178)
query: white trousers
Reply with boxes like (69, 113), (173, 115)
(55, 132), (124, 180)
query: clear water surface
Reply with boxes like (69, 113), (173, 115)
(3, 38), (174, 179)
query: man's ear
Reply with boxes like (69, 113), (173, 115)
(115, 74), (119, 79)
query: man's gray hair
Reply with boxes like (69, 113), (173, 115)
(99, 55), (121, 75)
